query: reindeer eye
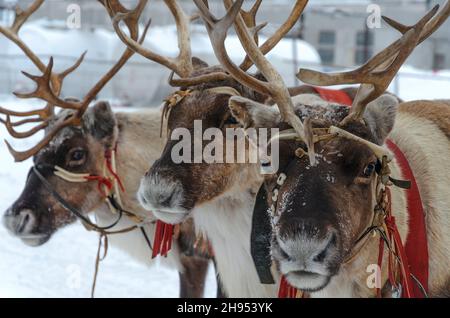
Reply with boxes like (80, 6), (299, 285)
(68, 148), (87, 166)
(224, 115), (238, 126)
(363, 163), (376, 178)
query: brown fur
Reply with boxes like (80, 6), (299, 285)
(399, 100), (450, 139)
(3, 105), (213, 298)
(261, 99), (449, 297)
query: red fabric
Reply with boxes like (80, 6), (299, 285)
(312, 86), (354, 106)
(386, 140), (429, 297)
(84, 175), (113, 197)
(104, 149), (125, 192)
(313, 87), (429, 297)
(152, 220), (175, 258)
(278, 276), (297, 298)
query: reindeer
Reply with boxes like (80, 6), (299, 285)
(221, 3), (450, 297)
(133, 0), (376, 298)
(134, 0), (351, 297)
(0, 0), (215, 298)
(138, 0), (449, 297)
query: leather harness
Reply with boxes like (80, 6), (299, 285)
(251, 87), (429, 298)
(313, 87), (429, 298)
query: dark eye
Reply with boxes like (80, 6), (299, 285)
(362, 163), (376, 178)
(224, 115), (238, 126)
(67, 148), (87, 166)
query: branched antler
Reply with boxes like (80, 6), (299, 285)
(105, 0), (194, 77)
(0, 0), (87, 121)
(298, 3), (450, 124)
(238, 0), (307, 71)
(1, 0), (148, 162)
(195, 0), (316, 163)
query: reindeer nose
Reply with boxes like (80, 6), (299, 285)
(278, 220), (338, 265)
(3, 208), (36, 235)
(138, 169), (185, 211)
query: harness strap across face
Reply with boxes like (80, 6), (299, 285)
(32, 164), (123, 231)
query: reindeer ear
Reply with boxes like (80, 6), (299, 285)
(363, 94), (399, 145)
(192, 57), (209, 70)
(229, 96), (280, 129)
(83, 101), (118, 147)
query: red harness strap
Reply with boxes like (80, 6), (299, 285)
(313, 87), (429, 298)
(385, 140), (429, 297)
(312, 87), (353, 106)
(88, 148), (176, 259)
(107, 148), (175, 259)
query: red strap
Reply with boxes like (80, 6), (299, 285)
(84, 175), (114, 197)
(312, 86), (353, 106)
(376, 237), (385, 298)
(386, 140), (429, 297)
(104, 149), (125, 192)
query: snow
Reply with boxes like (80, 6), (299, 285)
(0, 18), (449, 298)
(0, 99), (217, 298)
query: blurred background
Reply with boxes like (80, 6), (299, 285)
(0, 0), (449, 298)
(1, 0), (450, 108)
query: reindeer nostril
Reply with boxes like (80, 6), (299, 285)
(313, 232), (337, 263)
(314, 249), (327, 263)
(160, 192), (174, 207)
(16, 210), (33, 234)
(4, 208), (13, 217)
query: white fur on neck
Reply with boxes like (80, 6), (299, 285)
(91, 109), (183, 272)
(192, 188), (278, 298)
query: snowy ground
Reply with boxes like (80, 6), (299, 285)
(0, 66), (450, 298)
(0, 99), (217, 298)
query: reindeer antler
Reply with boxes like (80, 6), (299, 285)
(106, 0), (193, 78)
(0, 0), (148, 162)
(194, 0), (316, 163)
(238, 0), (308, 71)
(298, 2), (450, 125)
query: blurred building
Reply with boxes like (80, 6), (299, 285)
(1, 0), (449, 70)
(304, 0), (450, 70)
(0, 0), (450, 69)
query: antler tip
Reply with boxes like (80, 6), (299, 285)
(4, 140), (24, 163)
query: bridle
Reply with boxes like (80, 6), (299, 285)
(30, 146), (155, 297)
(31, 147), (147, 232)
(32, 164), (126, 230)
(267, 127), (426, 298)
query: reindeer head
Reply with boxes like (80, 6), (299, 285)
(138, 70), (268, 224)
(236, 94), (398, 291)
(137, 0), (309, 224)
(3, 103), (119, 246)
(225, 2), (449, 292)
(1, 0), (147, 245)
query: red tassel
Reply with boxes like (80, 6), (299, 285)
(384, 188), (414, 298)
(152, 221), (163, 258)
(152, 220), (174, 258)
(376, 237), (385, 298)
(386, 215), (414, 298)
(278, 276), (298, 298)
